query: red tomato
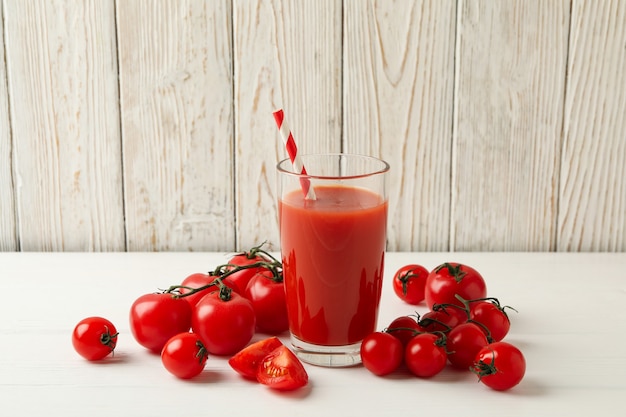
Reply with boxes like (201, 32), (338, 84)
(178, 273), (218, 306)
(469, 300), (511, 342)
(222, 252), (269, 294)
(129, 293), (193, 353)
(161, 332), (209, 379)
(473, 342), (526, 391)
(244, 271), (288, 334)
(404, 333), (448, 378)
(392, 264), (429, 305)
(418, 305), (467, 333)
(192, 288), (256, 355)
(386, 316), (423, 346)
(446, 322), (489, 369)
(257, 345), (308, 391)
(72, 316), (118, 361)
(360, 332), (404, 376)
(228, 336), (284, 380)
(424, 262), (487, 309)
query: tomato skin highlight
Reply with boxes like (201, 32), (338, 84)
(404, 333), (448, 378)
(360, 332), (404, 376)
(473, 342), (526, 391)
(392, 264), (429, 305)
(72, 317), (118, 361)
(257, 345), (308, 391)
(424, 262), (487, 309)
(129, 293), (193, 353)
(192, 290), (256, 356)
(228, 337), (284, 380)
(161, 332), (208, 379)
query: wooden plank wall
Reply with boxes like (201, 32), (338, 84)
(0, 0), (624, 253)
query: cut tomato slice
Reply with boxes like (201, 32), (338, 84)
(228, 337), (283, 379)
(257, 345), (308, 391)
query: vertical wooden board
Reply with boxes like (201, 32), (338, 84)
(0, 5), (17, 251)
(452, 0), (570, 251)
(558, 0), (626, 252)
(234, 0), (342, 251)
(4, 0), (124, 251)
(117, 0), (235, 251)
(343, 0), (456, 251)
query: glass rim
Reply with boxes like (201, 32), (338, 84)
(276, 153), (390, 180)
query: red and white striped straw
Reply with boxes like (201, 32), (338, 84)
(273, 109), (316, 200)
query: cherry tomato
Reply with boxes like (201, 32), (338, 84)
(192, 287), (256, 355)
(244, 270), (288, 334)
(386, 315), (423, 346)
(161, 332), (209, 379)
(469, 299), (511, 342)
(392, 264), (429, 305)
(178, 273), (217, 306)
(360, 332), (404, 376)
(257, 345), (308, 391)
(473, 342), (526, 390)
(418, 305), (467, 333)
(72, 316), (118, 361)
(446, 322), (489, 369)
(228, 336), (284, 380)
(424, 262), (487, 309)
(222, 252), (270, 294)
(404, 333), (448, 378)
(129, 292), (193, 353)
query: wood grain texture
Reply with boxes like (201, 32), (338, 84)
(3, 0), (124, 251)
(233, 0), (342, 251)
(0, 5), (17, 251)
(452, 0), (570, 251)
(343, 0), (456, 251)
(558, 0), (626, 252)
(117, 0), (235, 251)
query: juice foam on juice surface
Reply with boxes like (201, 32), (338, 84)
(279, 185), (387, 346)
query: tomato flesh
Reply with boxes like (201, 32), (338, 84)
(257, 346), (308, 391)
(228, 337), (284, 380)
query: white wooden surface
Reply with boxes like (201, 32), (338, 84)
(0, 251), (625, 416)
(0, 0), (625, 252)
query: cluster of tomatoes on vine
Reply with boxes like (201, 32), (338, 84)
(71, 243), (307, 391)
(360, 262), (526, 391)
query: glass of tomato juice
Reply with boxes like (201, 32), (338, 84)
(277, 154), (389, 367)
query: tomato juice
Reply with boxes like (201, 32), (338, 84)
(279, 185), (388, 346)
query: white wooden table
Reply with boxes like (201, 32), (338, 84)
(1, 252), (624, 416)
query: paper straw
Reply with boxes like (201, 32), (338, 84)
(273, 109), (316, 200)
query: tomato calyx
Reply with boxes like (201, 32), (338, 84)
(436, 262), (467, 283)
(398, 267), (424, 296)
(471, 347), (498, 380)
(100, 325), (119, 353)
(195, 340), (209, 364)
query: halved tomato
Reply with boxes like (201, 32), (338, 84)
(257, 346), (308, 391)
(228, 337), (283, 380)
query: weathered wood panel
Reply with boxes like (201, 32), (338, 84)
(3, 0), (124, 251)
(452, 0), (570, 251)
(117, 0), (235, 251)
(558, 0), (626, 251)
(343, 0), (456, 251)
(233, 0), (342, 251)
(0, 4), (17, 251)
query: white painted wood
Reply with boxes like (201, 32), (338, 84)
(452, 0), (570, 251)
(233, 0), (342, 251)
(3, 0), (125, 251)
(343, 0), (456, 251)
(558, 0), (626, 251)
(0, 5), (17, 251)
(117, 0), (235, 251)
(1, 251), (625, 415)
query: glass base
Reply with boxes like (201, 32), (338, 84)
(290, 335), (362, 367)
